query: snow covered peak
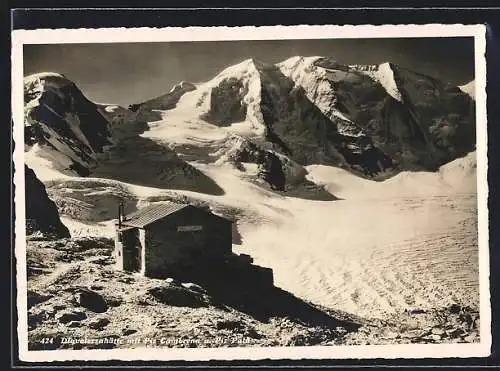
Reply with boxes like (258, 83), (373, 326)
(459, 80), (475, 99)
(277, 56), (323, 77)
(211, 58), (277, 82)
(24, 72), (73, 94)
(24, 72), (71, 98)
(190, 58), (267, 134)
(375, 62), (403, 102)
(126, 56), (475, 178)
(285, 58), (403, 103)
(353, 62), (403, 102)
(213, 58), (260, 80)
(24, 73), (112, 176)
(24, 71), (68, 82)
(278, 56), (402, 106)
(279, 56), (322, 67)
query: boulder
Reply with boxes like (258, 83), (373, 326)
(449, 303), (462, 314)
(88, 317), (110, 330)
(122, 328), (137, 336)
(27, 290), (53, 309)
(463, 333), (479, 343)
(245, 327), (264, 339)
(445, 328), (464, 338)
(106, 296), (123, 307)
(56, 309), (87, 324)
(405, 307), (426, 315)
(431, 327), (445, 336)
(216, 320), (244, 331)
(67, 321), (83, 328)
(73, 288), (108, 313)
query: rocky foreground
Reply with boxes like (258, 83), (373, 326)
(26, 236), (480, 350)
(343, 305), (480, 345)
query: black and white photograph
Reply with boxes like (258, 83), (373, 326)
(12, 24), (490, 361)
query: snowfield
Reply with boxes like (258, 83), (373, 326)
(227, 152), (478, 319)
(48, 149), (479, 320)
(234, 191), (478, 319)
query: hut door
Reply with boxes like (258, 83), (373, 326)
(123, 230), (141, 272)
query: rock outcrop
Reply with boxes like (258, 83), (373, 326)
(24, 165), (70, 238)
(215, 135), (336, 200)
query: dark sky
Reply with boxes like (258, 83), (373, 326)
(23, 37), (475, 107)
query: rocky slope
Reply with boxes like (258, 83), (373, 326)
(26, 236), (361, 350)
(26, 235), (479, 350)
(25, 165), (70, 238)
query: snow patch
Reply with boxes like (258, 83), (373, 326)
(24, 73), (73, 101)
(25, 144), (74, 181)
(103, 105), (121, 113)
(24, 72), (67, 82)
(355, 62), (403, 102)
(63, 112), (94, 151)
(459, 80), (475, 99)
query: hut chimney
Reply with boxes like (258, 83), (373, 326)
(121, 201), (126, 221)
(118, 200), (124, 228)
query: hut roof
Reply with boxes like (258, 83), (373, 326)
(121, 202), (189, 228)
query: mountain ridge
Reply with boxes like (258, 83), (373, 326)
(23, 55), (476, 189)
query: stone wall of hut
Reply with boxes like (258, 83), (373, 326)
(143, 206), (232, 278)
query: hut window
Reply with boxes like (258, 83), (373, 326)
(117, 232), (123, 242)
(177, 225), (203, 232)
